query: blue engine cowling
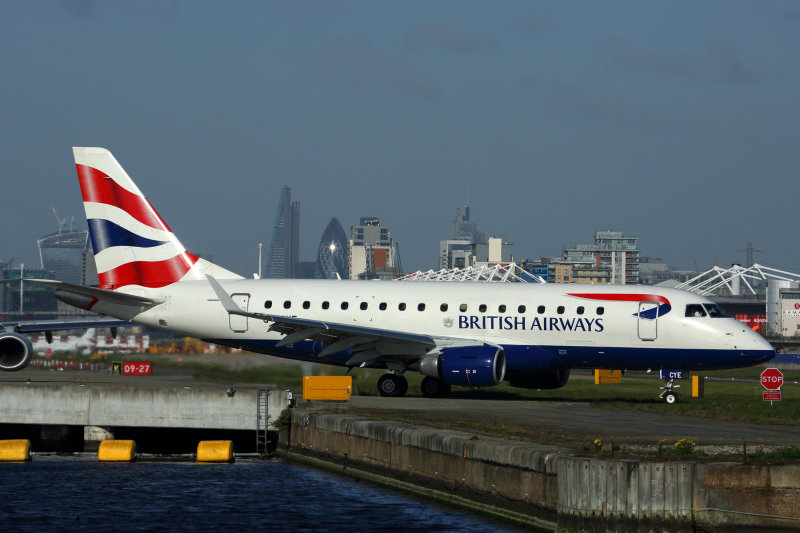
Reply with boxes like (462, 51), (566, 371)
(420, 344), (506, 387)
(0, 332), (33, 371)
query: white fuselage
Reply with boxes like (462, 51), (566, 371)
(91, 279), (774, 374)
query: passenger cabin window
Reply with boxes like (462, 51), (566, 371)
(399, 303), (406, 311)
(557, 306), (565, 314)
(685, 304), (706, 318)
(577, 306), (584, 315)
(440, 303), (448, 312)
(479, 304), (487, 313)
(703, 303), (729, 318)
(341, 302), (349, 310)
(518, 305), (526, 313)
(537, 305), (545, 314)
(418, 303), (426, 311)
(283, 300), (291, 309)
(460, 304), (468, 312)
(379, 302), (387, 311)
(264, 300), (273, 309)
(303, 301), (310, 309)
(597, 307), (604, 315)
(498, 305), (506, 313)
(322, 301), (330, 310)
(360, 302), (368, 310)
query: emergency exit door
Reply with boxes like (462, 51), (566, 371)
(229, 294), (250, 332)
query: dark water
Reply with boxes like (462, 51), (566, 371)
(0, 456), (520, 532)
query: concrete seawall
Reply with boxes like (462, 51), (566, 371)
(288, 410), (800, 532)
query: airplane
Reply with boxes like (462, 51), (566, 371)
(0, 147), (775, 402)
(31, 328), (96, 356)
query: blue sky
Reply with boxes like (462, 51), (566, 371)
(1, 1), (798, 275)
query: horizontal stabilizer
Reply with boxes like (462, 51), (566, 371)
(26, 279), (163, 307)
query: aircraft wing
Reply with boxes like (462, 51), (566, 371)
(4, 318), (131, 334)
(207, 275), (437, 366)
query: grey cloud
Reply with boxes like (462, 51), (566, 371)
(520, 77), (681, 134)
(58, 0), (179, 24)
(509, 9), (554, 34)
(308, 36), (442, 100)
(405, 24), (498, 54)
(606, 41), (755, 83)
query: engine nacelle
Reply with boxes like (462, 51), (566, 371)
(420, 344), (506, 387)
(507, 369), (570, 390)
(0, 332), (33, 371)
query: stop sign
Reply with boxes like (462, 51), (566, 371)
(761, 368), (784, 390)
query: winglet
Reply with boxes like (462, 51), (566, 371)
(206, 275), (243, 314)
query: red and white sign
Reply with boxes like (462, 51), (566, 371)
(761, 368), (783, 391)
(763, 390), (782, 402)
(122, 361), (152, 376)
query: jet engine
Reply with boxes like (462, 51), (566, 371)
(0, 332), (33, 371)
(507, 369), (570, 390)
(420, 344), (506, 387)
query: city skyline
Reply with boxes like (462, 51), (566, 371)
(1, 2), (798, 274)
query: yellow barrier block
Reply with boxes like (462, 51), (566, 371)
(594, 369), (622, 384)
(98, 440), (137, 462)
(197, 440), (234, 463)
(0, 439), (31, 462)
(303, 375), (352, 400)
(692, 375), (705, 398)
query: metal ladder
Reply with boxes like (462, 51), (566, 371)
(256, 388), (270, 454)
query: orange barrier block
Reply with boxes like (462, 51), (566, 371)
(594, 369), (622, 384)
(302, 376), (352, 400)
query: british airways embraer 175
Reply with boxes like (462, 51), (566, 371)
(0, 148), (774, 401)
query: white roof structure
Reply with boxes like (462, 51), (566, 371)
(676, 263), (800, 296)
(397, 263), (545, 283)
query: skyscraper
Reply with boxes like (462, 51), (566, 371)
(265, 186), (300, 279)
(315, 218), (348, 279)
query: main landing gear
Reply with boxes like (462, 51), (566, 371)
(377, 373), (408, 397)
(376, 373), (452, 398)
(659, 379), (680, 404)
(420, 376), (451, 398)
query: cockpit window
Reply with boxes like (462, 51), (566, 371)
(685, 304), (707, 318)
(703, 303), (730, 318)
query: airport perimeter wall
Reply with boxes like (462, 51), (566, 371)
(288, 410), (800, 532)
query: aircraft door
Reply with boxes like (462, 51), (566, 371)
(637, 301), (659, 341)
(229, 294), (250, 332)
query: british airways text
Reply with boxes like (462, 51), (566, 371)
(458, 315), (604, 332)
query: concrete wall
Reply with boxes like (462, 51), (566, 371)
(290, 409), (800, 532)
(0, 384), (290, 431)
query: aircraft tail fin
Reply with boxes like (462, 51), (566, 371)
(72, 147), (241, 290)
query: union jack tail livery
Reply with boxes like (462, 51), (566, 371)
(73, 147), (240, 291)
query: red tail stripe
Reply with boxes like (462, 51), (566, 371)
(98, 253), (199, 290)
(76, 164), (171, 231)
(568, 293), (670, 305)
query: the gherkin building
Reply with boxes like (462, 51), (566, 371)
(315, 218), (348, 279)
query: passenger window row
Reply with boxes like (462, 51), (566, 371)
(263, 300), (605, 316)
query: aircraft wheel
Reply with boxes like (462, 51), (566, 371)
(421, 376), (451, 398)
(378, 373), (407, 397)
(664, 392), (678, 404)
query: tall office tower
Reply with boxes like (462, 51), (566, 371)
(265, 186), (300, 279)
(38, 217), (89, 285)
(439, 203), (487, 269)
(348, 217), (400, 280)
(453, 204), (485, 244)
(315, 218), (348, 279)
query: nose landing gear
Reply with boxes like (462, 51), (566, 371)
(659, 378), (680, 404)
